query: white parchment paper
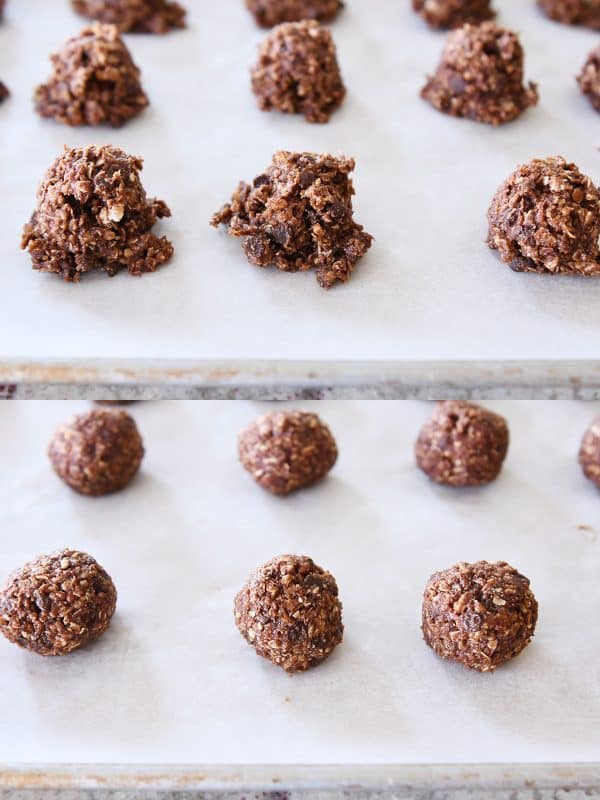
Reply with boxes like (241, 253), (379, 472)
(0, 1), (600, 365)
(0, 400), (598, 764)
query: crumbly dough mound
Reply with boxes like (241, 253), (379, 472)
(487, 156), (600, 275)
(537, 0), (600, 29)
(0, 549), (117, 656)
(579, 417), (600, 488)
(412, 0), (495, 29)
(578, 45), (600, 112)
(48, 409), (144, 496)
(211, 151), (373, 288)
(421, 22), (538, 125)
(72, 0), (187, 33)
(235, 554), (343, 671)
(239, 410), (338, 495)
(0, 0), (4, 19)
(416, 401), (509, 487)
(22, 144), (173, 280)
(0, 82), (8, 103)
(251, 20), (345, 123)
(34, 24), (148, 128)
(422, 561), (538, 672)
(246, 0), (343, 27)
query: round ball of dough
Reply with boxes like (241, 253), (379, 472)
(487, 156), (600, 275)
(246, 0), (343, 28)
(422, 560), (538, 672)
(235, 554), (343, 672)
(0, 549), (117, 656)
(48, 408), (144, 496)
(238, 410), (338, 495)
(579, 417), (600, 488)
(412, 0), (495, 29)
(415, 401), (509, 487)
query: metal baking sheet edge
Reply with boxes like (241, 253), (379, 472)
(0, 359), (600, 400)
(0, 764), (599, 798)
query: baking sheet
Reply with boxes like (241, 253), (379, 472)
(1, 1), (600, 369)
(0, 399), (598, 765)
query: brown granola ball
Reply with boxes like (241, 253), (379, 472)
(422, 561), (538, 672)
(487, 157), (600, 275)
(421, 22), (538, 125)
(251, 20), (346, 124)
(579, 417), (600, 488)
(415, 401), (509, 487)
(412, 0), (495, 29)
(0, 0), (4, 20)
(578, 45), (600, 113)
(246, 0), (343, 28)
(238, 410), (338, 495)
(537, 0), (600, 29)
(0, 549), (117, 656)
(72, 0), (187, 33)
(235, 554), (343, 672)
(211, 151), (373, 289)
(48, 409), (144, 496)
(0, 82), (8, 103)
(21, 144), (173, 281)
(34, 24), (148, 128)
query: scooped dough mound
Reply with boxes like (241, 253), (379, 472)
(421, 21), (538, 125)
(251, 20), (346, 123)
(246, 0), (343, 28)
(211, 150), (373, 288)
(34, 24), (149, 128)
(537, 0), (600, 30)
(578, 44), (600, 112)
(413, 0), (495, 29)
(22, 144), (173, 280)
(71, 0), (187, 33)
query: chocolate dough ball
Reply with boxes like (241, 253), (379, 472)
(238, 410), (338, 495)
(72, 0), (187, 33)
(34, 24), (148, 128)
(235, 554), (343, 671)
(0, 82), (8, 103)
(421, 22), (538, 125)
(579, 417), (600, 487)
(578, 45), (600, 113)
(422, 561), (538, 672)
(487, 156), (600, 275)
(48, 409), (144, 496)
(0, 549), (117, 656)
(413, 0), (495, 29)
(416, 401), (509, 487)
(538, 0), (600, 29)
(211, 151), (373, 289)
(246, 0), (343, 28)
(251, 20), (346, 124)
(22, 144), (173, 281)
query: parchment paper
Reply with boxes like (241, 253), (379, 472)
(0, 400), (598, 764)
(0, 1), (600, 366)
